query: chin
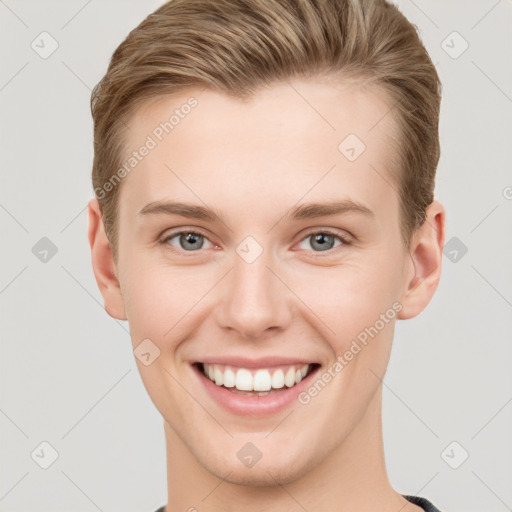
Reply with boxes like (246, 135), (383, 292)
(202, 451), (311, 488)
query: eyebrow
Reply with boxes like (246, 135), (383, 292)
(138, 199), (374, 223)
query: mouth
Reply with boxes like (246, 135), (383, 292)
(190, 361), (321, 416)
(193, 362), (321, 395)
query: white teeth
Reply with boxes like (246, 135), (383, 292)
(235, 368), (253, 391)
(253, 369), (272, 391)
(271, 369), (285, 389)
(214, 367), (223, 386)
(223, 368), (236, 388)
(284, 367), (296, 387)
(201, 363), (311, 391)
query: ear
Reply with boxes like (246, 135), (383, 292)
(87, 198), (127, 321)
(397, 200), (446, 320)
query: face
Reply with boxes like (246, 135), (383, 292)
(94, 77), (432, 486)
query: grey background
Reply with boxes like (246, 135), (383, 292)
(1, 1), (511, 511)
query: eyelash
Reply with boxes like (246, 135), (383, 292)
(159, 228), (352, 256)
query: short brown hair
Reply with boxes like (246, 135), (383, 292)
(91, 0), (442, 263)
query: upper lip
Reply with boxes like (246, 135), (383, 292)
(193, 356), (318, 369)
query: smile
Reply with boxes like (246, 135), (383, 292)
(199, 362), (315, 395)
(191, 361), (321, 416)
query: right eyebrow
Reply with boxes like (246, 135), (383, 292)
(139, 200), (226, 223)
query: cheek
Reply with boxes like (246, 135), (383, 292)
(289, 253), (404, 345)
(120, 257), (215, 347)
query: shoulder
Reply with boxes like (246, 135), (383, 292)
(403, 494), (444, 512)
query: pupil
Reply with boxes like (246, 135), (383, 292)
(313, 233), (333, 251)
(182, 233), (202, 250)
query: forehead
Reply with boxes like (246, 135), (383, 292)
(118, 78), (400, 223)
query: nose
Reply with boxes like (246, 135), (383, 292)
(214, 245), (293, 341)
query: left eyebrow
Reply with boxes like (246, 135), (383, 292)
(286, 200), (374, 220)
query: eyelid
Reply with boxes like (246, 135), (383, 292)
(159, 227), (216, 249)
(299, 227), (353, 245)
(293, 228), (353, 256)
(160, 226), (211, 241)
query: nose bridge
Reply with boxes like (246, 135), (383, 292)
(217, 237), (292, 339)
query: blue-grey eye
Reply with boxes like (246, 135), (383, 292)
(164, 231), (214, 251)
(298, 232), (344, 252)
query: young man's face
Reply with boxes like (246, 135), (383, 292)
(89, 78), (443, 487)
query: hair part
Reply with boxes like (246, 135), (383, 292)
(91, 0), (442, 263)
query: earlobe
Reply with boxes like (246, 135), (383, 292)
(397, 200), (446, 320)
(87, 198), (127, 321)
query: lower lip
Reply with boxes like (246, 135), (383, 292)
(192, 363), (320, 417)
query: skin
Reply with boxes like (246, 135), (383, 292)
(88, 77), (445, 512)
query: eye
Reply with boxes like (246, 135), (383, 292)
(160, 230), (215, 252)
(296, 230), (350, 253)
(159, 228), (351, 255)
